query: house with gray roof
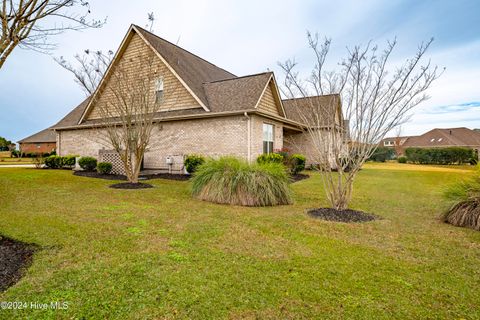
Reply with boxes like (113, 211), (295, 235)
(51, 24), (343, 173)
(18, 127), (56, 155)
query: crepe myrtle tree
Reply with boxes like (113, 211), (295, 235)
(0, 0), (105, 69)
(90, 50), (165, 183)
(279, 32), (442, 210)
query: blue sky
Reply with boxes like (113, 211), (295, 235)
(1, 0), (479, 142)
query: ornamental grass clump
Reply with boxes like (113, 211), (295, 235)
(191, 157), (293, 206)
(443, 165), (480, 231)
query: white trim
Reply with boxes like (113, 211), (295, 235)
(133, 25), (210, 112)
(253, 74), (273, 109)
(253, 74), (287, 118)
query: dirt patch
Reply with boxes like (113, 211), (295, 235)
(307, 208), (380, 223)
(0, 236), (37, 292)
(74, 171), (190, 181)
(109, 182), (153, 189)
(290, 173), (310, 183)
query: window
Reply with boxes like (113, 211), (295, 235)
(438, 138), (443, 142)
(430, 138), (435, 142)
(384, 141), (394, 146)
(155, 77), (164, 103)
(263, 123), (274, 154)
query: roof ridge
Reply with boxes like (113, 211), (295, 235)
(282, 93), (340, 101)
(133, 24), (236, 78)
(205, 71), (272, 84)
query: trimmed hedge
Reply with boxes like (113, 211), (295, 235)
(97, 162), (113, 174)
(368, 147), (395, 162)
(256, 153), (283, 164)
(44, 155), (62, 169)
(191, 157), (293, 206)
(290, 154), (306, 174)
(256, 152), (307, 175)
(78, 157), (97, 171)
(184, 154), (206, 174)
(405, 147), (475, 164)
(397, 156), (407, 163)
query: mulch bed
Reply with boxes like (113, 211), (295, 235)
(73, 171), (190, 181)
(307, 208), (380, 223)
(0, 236), (37, 292)
(109, 182), (153, 189)
(291, 173), (310, 183)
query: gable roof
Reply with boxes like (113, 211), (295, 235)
(53, 24), (342, 130)
(282, 94), (342, 125)
(204, 72), (273, 113)
(53, 98), (91, 129)
(403, 127), (480, 148)
(18, 127), (56, 144)
(134, 25), (237, 109)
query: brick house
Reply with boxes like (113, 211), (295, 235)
(51, 24), (344, 173)
(18, 128), (56, 154)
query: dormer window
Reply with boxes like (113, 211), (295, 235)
(155, 77), (164, 103)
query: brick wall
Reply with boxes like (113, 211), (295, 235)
(20, 142), (56, 154)
(58, 115), (250, 169)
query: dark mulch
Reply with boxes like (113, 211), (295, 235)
(144, 173), (190, 181)
(290, 173), (310, 183)
(307, 208), (380, 223)
(73, 171), (190, 181)
(109, 182), (153, 189)
(0, 236), (37, 292)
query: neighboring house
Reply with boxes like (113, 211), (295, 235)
(380, 136), (411, 148)
(18, 128), (56, 154)
(402, 127), (480, 156)
(51, 24), (344, 173)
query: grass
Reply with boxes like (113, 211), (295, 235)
(0, 157), (34, 165)
(0, 164), (479, 319)
(191, 157), (292, 206)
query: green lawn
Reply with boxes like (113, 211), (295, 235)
(0, 164), (479, 319)
(0, 157), (34, 165)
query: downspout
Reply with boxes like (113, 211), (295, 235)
(244, 112), (251, 162)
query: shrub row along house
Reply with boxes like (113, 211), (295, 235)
(34, 25), (345, 174)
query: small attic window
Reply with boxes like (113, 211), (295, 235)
(430, 138), (435, 142)
(438, 138), (443, 142)
(155, 77), (164, 104)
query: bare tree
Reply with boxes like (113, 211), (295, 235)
(393, 126), (404, 156)
(0, 0), (105, 69)
(91, 48), (176, 184)
(279, 33), (442, 210)
(55, 49), (113, 95)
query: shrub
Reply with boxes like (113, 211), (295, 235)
(97, 162), (113, 174)
(443, 165), (480, 230)
(368, 147), (395, 162)
(256, 153), (284, 164)
(290, 154), (306, 174)
(44, 155), (62, 169)
(78, 156), (97, 171)
(184, 154), (206, 174)
(191, 157), (293, 206)
(397, 156), (407, 163)
(62, 155), (77, 168)
(405, 147), (474, 164)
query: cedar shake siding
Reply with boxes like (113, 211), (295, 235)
(85, 33), (202, 120)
